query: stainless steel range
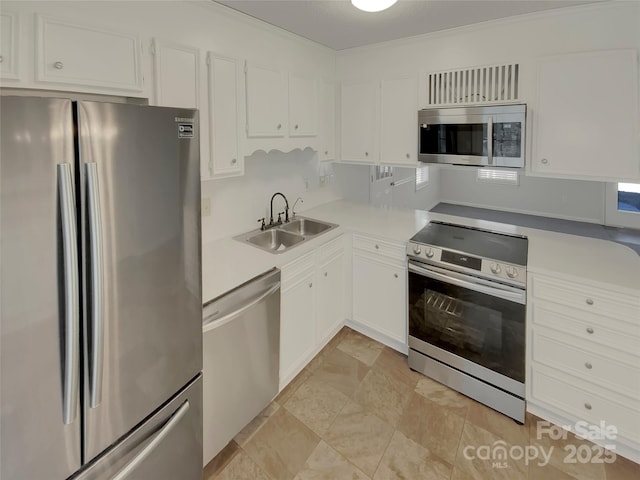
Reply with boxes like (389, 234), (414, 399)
(406, 221), (528, 422)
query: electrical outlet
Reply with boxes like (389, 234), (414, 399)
(201, 197), (211, 217)
(319, 175), (326, 187)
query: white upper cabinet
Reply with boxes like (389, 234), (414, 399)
(35, 15), (143, 93)
(532, 49), (639, 181)
(288, 72), (317, 137)
(319, 81), (336, 161)
(1, 12), (19, 80)
(245, 62), (287, 138)
(340, 80), (378, 163)
(207, 53), (243, 178)
(380, 75), (418, 166)
(152, 39), (199, 109)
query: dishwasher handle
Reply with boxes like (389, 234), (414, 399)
(203, 281), (280, 333)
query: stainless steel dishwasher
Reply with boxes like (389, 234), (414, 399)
(202, 268), (280, 465)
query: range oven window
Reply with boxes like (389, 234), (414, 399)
(408, 269), (525, 383)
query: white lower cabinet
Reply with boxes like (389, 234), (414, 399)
(279, 235), (346, 390)
(527, 272), (640, 463)
(351, 234), (407, 352)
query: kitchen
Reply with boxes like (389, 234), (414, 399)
(1, 0), (639, 479)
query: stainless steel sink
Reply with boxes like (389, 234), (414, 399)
(243, 229), (305, 253)
(235, 216), (338, 254)
(279, 217), (336, 236)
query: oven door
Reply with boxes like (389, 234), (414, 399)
(407, 261), (526, 394)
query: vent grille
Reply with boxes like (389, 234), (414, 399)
(427, 63), (519, 106)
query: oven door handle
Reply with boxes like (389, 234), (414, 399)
(408, 263), (526, 305)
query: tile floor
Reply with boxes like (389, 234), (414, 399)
(204, 327), (640, 480)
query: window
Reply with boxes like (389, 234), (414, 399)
(617, 183), (640, 213)
(605, 182), (640, 229)
(416, 165), (429, 190)
(477, 168), (519, 185)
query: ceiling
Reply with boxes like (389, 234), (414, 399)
(215, 0), (601, 50)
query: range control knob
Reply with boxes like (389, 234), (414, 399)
(490, 263), (502, 275)
(425, 248), (434, 258)
(506, 266), (519, 279)
(413, 245), (422, 255)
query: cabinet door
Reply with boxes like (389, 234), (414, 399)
(280, 269), (316, 388)
(340, 80), (378, 162)
(317, 251), (345, 345)
(1, 12), (19, 80)
(207, 53), (242, 178)
(353, 253), (406, 345)
(36, 15), (143, 92)
(152, 39), (199, 109)
(289, 73), (317, 137)
(246, 62), (286, 137)
(319, 81), (336, 161)
(381, 75), (418, 166)
(532, 50), (639, 180)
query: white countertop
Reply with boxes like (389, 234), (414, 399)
(202, 200), (640, 303)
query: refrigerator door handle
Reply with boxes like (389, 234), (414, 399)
(57, 164), (80, 425)
(86, 163), (105, 408)
(111, 400), (191, 480)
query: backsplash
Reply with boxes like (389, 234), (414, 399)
(201, 149), (341, 244)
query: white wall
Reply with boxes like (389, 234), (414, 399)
(439, 166), (606, 223)
(202, 150), (341, 242)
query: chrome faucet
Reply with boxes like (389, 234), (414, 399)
(269, 192), (289, 226)
(292, 197), (303, 218)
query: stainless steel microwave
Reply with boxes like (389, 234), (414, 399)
(418, 104), (526, 168)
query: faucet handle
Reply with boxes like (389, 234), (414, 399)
(257, 217), (266, 230)
(277, 211), (285, 224)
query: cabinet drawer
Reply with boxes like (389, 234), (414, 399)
(531, 274), (640, 323)
(319, 234), (344, 263)
(531, 368), (640, 444)
(532, 329), (640, 398)
(281, 251), (315, 290)
(352, 234), (405, 262)
(531, 301), (640, 356)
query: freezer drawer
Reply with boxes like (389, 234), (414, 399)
(202, 268), (280, 464)
(71, 375), (202, 480)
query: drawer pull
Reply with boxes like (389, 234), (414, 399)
(586, 327), (594, 334)
(585, 362), (593, 370)
(394, 273), (398, 278)
(584, 402), (592, 410)
(586, 298), (594, 306)
(324, 272), (328, 277)
(309, 282), (313, 288)
(375, 244), (379, 250)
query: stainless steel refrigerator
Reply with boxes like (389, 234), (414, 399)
(0, 96), (203, 480)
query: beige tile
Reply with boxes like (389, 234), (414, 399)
(372, 347), (423, 389)
(465, 400), (529, 447)
(397, 392), (466, 465)
(413, 376), (472, 418)
(323, 400), (394, 477)
(373, 430), (452, 480)
(530, 427), (606, 480)
(529, 462), (579, 480)
(276, 369), (311, 405)
(354, 368), (413, 428)
(233, 402), (280, 447)
(203, 440), (240, 479)
(244, 407), (320, 480)
(337, 329), (384, 366)
(213, 449), (270, 480)
(284, 377), (351, 435)
(311, 347), (370, 398)
(294, 440), (370, 480)
(453, 422), (527, 480)
(604, 452), (640, 480)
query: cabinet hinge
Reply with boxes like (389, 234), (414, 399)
(149, 41), (155, 56)
(206, 54), (211, 66)
(244, 61), (248, 75)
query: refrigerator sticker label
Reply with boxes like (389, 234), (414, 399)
(178, 123), (194, 138)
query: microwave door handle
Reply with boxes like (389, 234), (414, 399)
(487, 116), (493, 165)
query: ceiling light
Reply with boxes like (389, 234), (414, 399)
(351, 0), (398, 13)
